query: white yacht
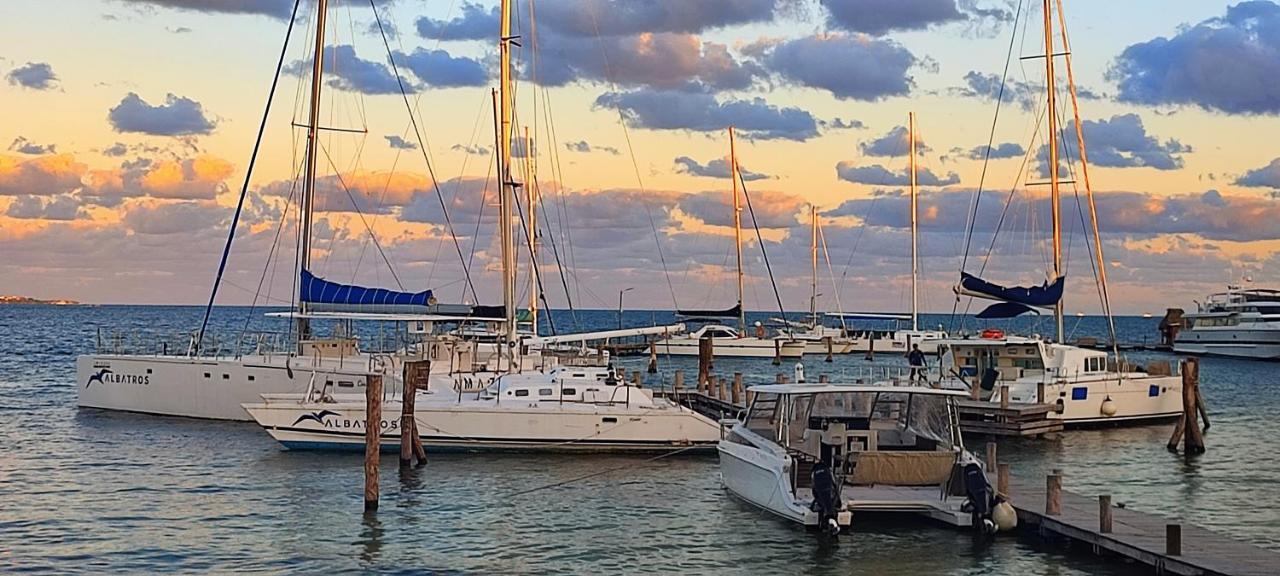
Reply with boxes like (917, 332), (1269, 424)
(1175, 286), (1280, 360)
(656, 324), (806, 358)
(244, 365), (721, 452)
(718, 383), (989, 530)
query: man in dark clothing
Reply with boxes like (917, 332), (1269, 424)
(908, 343), (927, 382)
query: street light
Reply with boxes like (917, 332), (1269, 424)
(618, 287), (635, 330)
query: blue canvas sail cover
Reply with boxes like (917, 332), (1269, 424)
(958, 272), (1065, 308)
(676, 303), (742, 320)
(976, 301), (1038, 319)
(300, 270), (433, 307)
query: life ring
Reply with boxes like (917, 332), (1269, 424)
(980, 328), (1005, 340)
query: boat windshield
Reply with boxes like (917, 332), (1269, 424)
(744, 390), (959, 450)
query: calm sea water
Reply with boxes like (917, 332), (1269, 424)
(1, 305), (1277, 574)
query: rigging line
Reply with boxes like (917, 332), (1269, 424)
(427, 96), (489, 293)
(196, 0), (303, 355)
(585, 7), (679, 310)
(464, 150), (495, 303)
(317, 140), (405, 290)
(818, 218), (848, 331)
(541, 90), (581, 307)
(738, 170), (789, 322)
(240, 160), (303, 346)
(369, 0), (479, 303)
(535, 179), (578, 331)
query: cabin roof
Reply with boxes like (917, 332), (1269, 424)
(745, 383), (969, 397)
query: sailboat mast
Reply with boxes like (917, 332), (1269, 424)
(297, 0), (329, 341)
(909, 112), (919, 332)
(524, 126), (538, 337)
(810, 205), (818, 328)
(1044, 0), (1065, 343)
(499, 0), (519, 358)
(729, 127), (746, 333)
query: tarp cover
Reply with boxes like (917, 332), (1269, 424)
(676, 303), (742, 320)
(976, 301), (1038, 319)
(300, 270), (432, 307)
(958, 272), (1064, 308)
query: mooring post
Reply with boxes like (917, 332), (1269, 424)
(1183, 357), (1206, 454)
(697, 337), (712, 387)
(997, 463), (1010, 498)
(1037, 382), (1045, 404)
(1046, 472), (1062, 516)
(824, 336), (833, 363)
(986, 442), (998, 473)
(970, 377), (981, 401)
(1000, 385), (1010, 410)
(632, 371), (641, 388)
(866, 335), (875, 361)
(818, 374), (829, 384)
(1166, 524), (1182, 556)
(647, 340), (658, 374)
(404, 360), (429, 466)
(364, 374), (382, 512)
(732, 372), (743, 405)
(673, 370), (684, 392)
(400, 369), (414, 468)
(1195, 385), (1211, 431)
(1099, 495), (1113, 533)
(772, 340), (782, 366)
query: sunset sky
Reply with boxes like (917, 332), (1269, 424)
(2, 0), (1279, 316)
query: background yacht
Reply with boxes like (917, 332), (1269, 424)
(1175, 285), (1280, 360)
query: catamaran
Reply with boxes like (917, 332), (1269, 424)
(933, 0), (1182, 425)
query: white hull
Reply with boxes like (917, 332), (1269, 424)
(717, 436), (826, 526)
(1174, 328), (1280, 360)
(243, 392), (722, 452)
(656, 337), (806, 358)
(76, 354), (379, 421)
(968, 374), (1184, 425)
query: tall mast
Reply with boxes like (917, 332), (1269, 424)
(729, 127), (746, 333)
(297, 0), (329, 341)
(499, 0), (519, 360)
(1044, 0), (1065, 343)
(524, 126), (538, 337)
(810, 205), (819, 329)
(909, 112), (919, 332)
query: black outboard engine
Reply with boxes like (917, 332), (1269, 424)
(961, 462), (997, 535)
(810, 444), (842, 537)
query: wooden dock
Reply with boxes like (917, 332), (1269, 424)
(1010, 476), (1280, 576)
(956, 399), (1064, 437)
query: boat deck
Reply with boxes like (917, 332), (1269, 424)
(842, 484), (971, 527)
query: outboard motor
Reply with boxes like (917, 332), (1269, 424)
(794, 362), (806, 383)
(961, 461), (997, 536)
(810, 444), (842, 537)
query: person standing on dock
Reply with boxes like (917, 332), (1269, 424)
(908, 344), (926, 382)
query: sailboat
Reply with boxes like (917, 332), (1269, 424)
(935, 0), (1182, 425)
(242, 0), (721, 451)
(658, 127), (806, 359)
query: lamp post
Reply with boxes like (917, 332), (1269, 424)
(618, 287), (634, 330)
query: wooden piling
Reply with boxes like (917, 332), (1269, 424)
(647, 340), (658, 373)
(400, 372), (414, 467)
(1000, 385), (1010, 410)
(970, 377), (981, 401)
(1169, 358), (1206, 454)
(985, 442), (998, 473)
(818, 374), (829, 384)
(1167, 524), (1182, 556)
(632, 371), (641, 388)
(1099, 495), (1113, 533)
(1037, 382), (1046, 404)
(364, 374), (382, 512)
(865, 334), (875, 361)
(731, 373), (743, 405)
(673, 370), (684, 392)
(772, 340), (782, 366)
(697, 337), (713, 387)
(1046, 472), (1062, 516)
(997, 463), (1010, 498)
(824, 336), (833, 363)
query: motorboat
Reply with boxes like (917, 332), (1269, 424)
(1175, 285), (1280, 360)
(656, 324), (806, 358)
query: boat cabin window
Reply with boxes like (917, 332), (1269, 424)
(538, 388), (554, 396)
(514, 389), (529, 397)
(562, 388), (577, 396)
(706, 329), (733, 338)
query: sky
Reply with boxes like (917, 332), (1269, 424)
(2, 0), (1280, 316)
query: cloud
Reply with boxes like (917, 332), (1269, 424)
(827, 117), (866, 130)
(747, 34), (915, 101)
(122, 199), (226, 235)
(965, 142), (1024, 160)
(117, 0), (296, 18)
(6, 62), (58, 90)
(534, 0), (780, 37)
(1109, 1), (1280, 115)
(415, 2), (497, 41)
(836, 162), (960, 187)
(534, 33), (759, 90)
(259, 170), (429, 214)
(819, 0), (1011, 35)
(108, 92), (216, 136)
(451, 144), (490, 155)
(395, 48), (488, 88)
(385, 135), (419, 150)
(1064, 113), (1190, 170)
(102, 143), (129, 157)
(596, 89), (819, 141)
(5, 195), (86, 220)
(8, 137), (57, 155)
(1237, 157), (1280, 188)
(0, 154), (86, 196)
(954, 70), (1099, 110)
(859, 125), (928, 157)
(674, 156), (770, 181)
(565, 140), (620, 155)
(289, 45), (404, 95)
(81, 155), (233, 204)
(677, 188), (803, 229)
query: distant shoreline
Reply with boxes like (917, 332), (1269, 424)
(0, 295), (81, 306)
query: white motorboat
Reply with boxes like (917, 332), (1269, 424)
(718, 383), (989, 530)
(1175, 286), (1280, 360)
(243, 365), (721, 452)
(656, 324), (806, 358)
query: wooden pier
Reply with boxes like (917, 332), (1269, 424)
(1010, 475), (1280, 576)
(956, 399), (1063, 437)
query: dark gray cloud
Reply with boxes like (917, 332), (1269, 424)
(451, 143), (490, 155)
(1066, 113), (1189, 170)
(534, 0), (780, 37)
(819, 0), (1011, 35)
(1237, 158), (1280, 188)
(1109, 1), (1280, 115)
(5, 195), (85, 220)
(6, 62), (58, 90)
(415, 2), (497, 41)
(674, 156), (770, 181)
(396, 48), (488, 88)
(118, 0), (294, 18)
(288, 45), (404, 95)
(748, 35), (915, 101)
(595, 90), (819, 141)
(954, 70), (1099, 110)
(965, 142), (1024, 160)
(385, 135), (419, 150)
(534, 33), (759, 90)
(108, 92), (216, 136)
(566, 140), (620, 155)
(836, 163), (960, 187)
(859, 125), (929, 157)
(8, 137), (56, 155)
(827, 117), (866, 130)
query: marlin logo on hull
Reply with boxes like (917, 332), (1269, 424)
(293, 410), (341, 426)
(86, 368), (113, 388)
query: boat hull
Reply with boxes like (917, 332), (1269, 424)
(986, 374), (1184, 426)
(656, 338), (806, 358)
(717, 439), (822, 526)
(1174, 328), (1280, 360)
